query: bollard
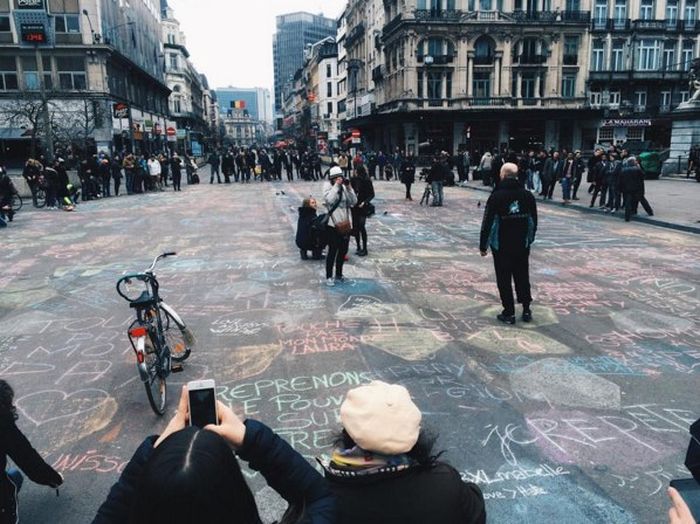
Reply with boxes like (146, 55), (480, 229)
(679, 155), (682, 174)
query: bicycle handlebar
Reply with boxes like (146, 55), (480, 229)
(146, 252), (177, 273)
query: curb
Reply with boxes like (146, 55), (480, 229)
(460, 183), (700, 236)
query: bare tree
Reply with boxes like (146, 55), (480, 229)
(53, 99), (106, 156)
(0, 95), (57, 158)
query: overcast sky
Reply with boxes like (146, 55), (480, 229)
(168, 0), (346, 92)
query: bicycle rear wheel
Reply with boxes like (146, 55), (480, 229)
(161, 307), (192, 362)
(143, 348), (167, 416)
(34, 189), (47, 208)
(11, 193), (23, 211)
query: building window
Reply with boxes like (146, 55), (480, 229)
(590, 90), (602, 106)
(609, 90), (621, 107)
(639, 0), (654, 19)
(326, 64), (332, 78)
(327, 82), (332, 97)
(637, 39), (660, 70)
(611, 41), (625, 70)
(627, 127), (644, 140)
(169, 53), (178, 71)
(473, 72), (491, 100)
(634, 90), (647, 110)
(681, 90), (690, 102)
(56, 56), (86, 90)
(474, 36), (495, 64)
(564, 36), (579, 65)
(417, 71), (423, 98)
(599, 128), (614, 141)
(0, 57), (18, 90)
(663, 42), (676, 70)
(614, 0), (627, 25)
(592, 40), (606, 71)
(327, 101), (333, 115)
(685, 0), (697, 25)
(594, 0), (608, 23)
(173, 97), (181, 113)
(682, 40), (695, 70)
(427, 71), (442, 101)
(54, 14), (80, 33)
(167, 33), (175, 44)
(666, 0), (679, 23)
(521, 72), (536, 98)
(446, 71), (452, 98)
(0, 16), (10, 32)
(660, 90), (671, 110)
(562, 74), (576, 98)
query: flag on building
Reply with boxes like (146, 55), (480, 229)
(231, 100), (246, 109)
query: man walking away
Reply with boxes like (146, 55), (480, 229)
(480, 163), (538, 325)
(400, 153), (416, 200)
(542, 151), (562, 200)
(427, 153), (445, 207)
(620, 156), (654, 222)
(208, 151), (221, 184)
(170, 153), (183, 192)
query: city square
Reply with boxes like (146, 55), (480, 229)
(1, 0), (700, 522)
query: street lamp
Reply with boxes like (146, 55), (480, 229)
(82, 10), (134, 45)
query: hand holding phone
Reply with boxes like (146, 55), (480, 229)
(669, 481), (700, 524)
(204, 401), (246, 449)
(187, 380), (218, 429)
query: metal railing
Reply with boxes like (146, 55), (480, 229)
(414, 9), (463, 20)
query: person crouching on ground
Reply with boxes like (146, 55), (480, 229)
(322, 381), (486, 524)
(296, 197), (325, 260)
(479, 162), (538, 325)
(322, 166), (357, 286)
(93, 386), (335, 524)
(1, 380), (64, 523)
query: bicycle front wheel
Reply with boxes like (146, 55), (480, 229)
(161, 306), (192, 362)
(34, 189), (47, 208)
(143, 350), (167, 416)
(11, 193), (23, 211)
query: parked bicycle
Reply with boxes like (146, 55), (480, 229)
(11, 191), (23, 212)
(116, 252), (195, 415)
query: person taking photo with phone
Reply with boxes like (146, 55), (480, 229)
(93, 385), (335, 524)
(322, 166), (357, 286)
(1, 379), (64, 524)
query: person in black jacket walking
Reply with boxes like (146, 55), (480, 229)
(620, 156), (654, 222)
(1, 380), (64, 524)
(480, 163), (538, 325)
(93, 386), (335, 524)
(400, 153), (416, 200)
(426, 153), (446, 207)
(350, 165), (374, 257)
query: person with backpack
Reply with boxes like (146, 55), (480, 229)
(1, 380), (64, 523)
(93, 386), (335, 524)
(296, 197), (324, 260)
(323, 381), (486, 524)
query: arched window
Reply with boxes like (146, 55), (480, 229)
(474, 35), (495, 64)
(417, 37), (455, 64)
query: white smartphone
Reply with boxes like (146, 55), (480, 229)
(187, 380), (218, 428)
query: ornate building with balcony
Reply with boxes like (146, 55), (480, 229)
(344, 0), (603, 155)
(587, 0), (699, 145)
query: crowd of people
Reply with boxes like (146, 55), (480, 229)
(474, 145), (654, 222)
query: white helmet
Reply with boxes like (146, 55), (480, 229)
(329, 166), (344, 179)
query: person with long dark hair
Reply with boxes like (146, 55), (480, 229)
(1, 379), (64, 523)
(93, 386), (334, 524)
(350, 165), (374, 257)
(322, 381), (485, 524)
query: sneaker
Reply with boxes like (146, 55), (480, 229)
(522, 309), (533, 323)
(497, 313), (516, 325)
(325, 278), (335, 287)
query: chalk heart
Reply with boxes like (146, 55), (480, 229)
(222, 343), (284, 382)
(364, 327), (446, 361)
(337, 295), (400, 319)
(16, 389), (114, 427)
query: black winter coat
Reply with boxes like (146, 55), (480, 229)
(325, 462), (485, 524)
(480, 178), (538, 254)
(296, 207), (319, 250)
(1, 415), (63, 524)
(400, 159), (416, 184)
(93, 420), (335, 524)
(351, 176), (375, 208)
(620, 166), (645, 194)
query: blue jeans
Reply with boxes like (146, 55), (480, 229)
(561, 177), (572, 201)
(431, 181), (444, 205)
(125, 170), (134, 194)
(7, 468), (23, 492)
